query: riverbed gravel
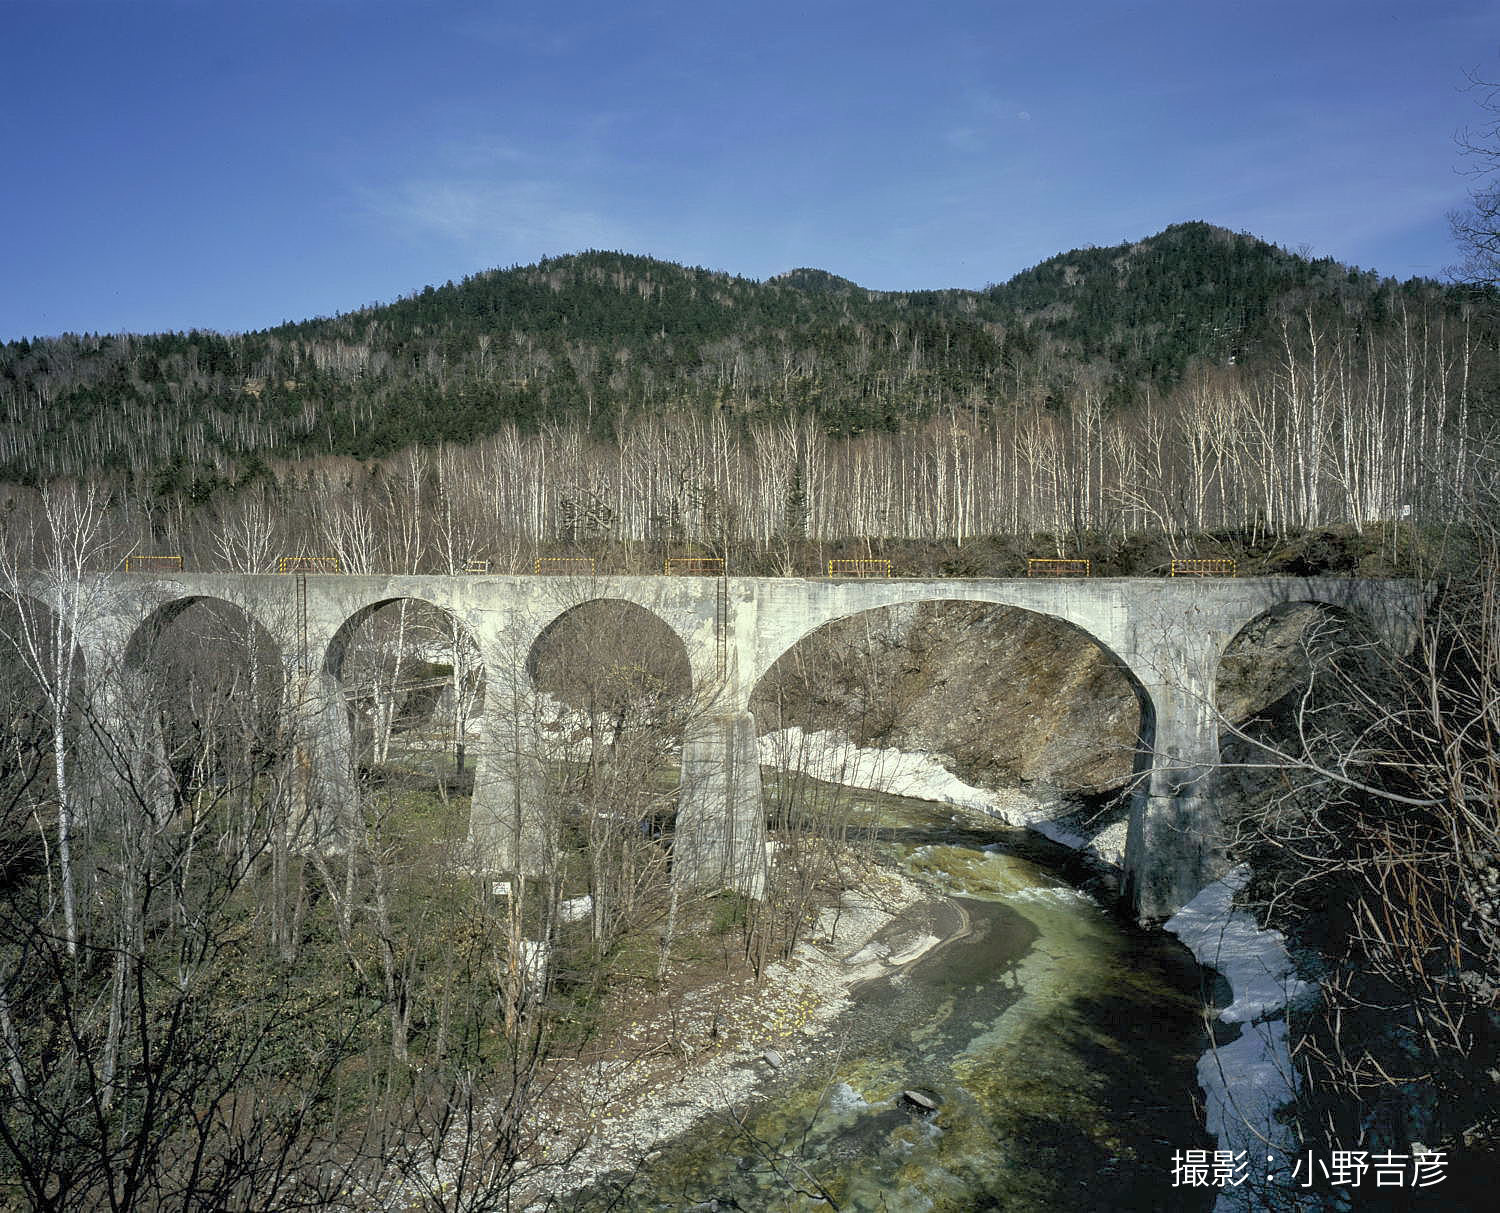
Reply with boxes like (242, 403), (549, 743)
(515, 867), (959, 1205)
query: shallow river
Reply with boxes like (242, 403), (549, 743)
(576, 790), (1216, 1212)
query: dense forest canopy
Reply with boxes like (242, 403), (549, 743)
(2, 222), (1490, 482)
(0, 222), (1492, 573)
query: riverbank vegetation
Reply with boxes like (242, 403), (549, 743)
(1211, 508), (1500, 1208)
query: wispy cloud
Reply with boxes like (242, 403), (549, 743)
(359, 177), (633, 256)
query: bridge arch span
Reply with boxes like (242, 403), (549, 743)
(114, 594), (288, 817)
(321, 594), (481, 684)
(742, 580), (1142, 694)
(122, 593), (284, 673)
(1209, 595), (1399, 689)
(746, 595), (1159, 851)
(524, 597), (693, 702)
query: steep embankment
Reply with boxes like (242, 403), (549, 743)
(751, 602), (1139, 791)
(750, 599), (1324, 866)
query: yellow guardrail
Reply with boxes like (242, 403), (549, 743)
(1170, 558), (1237, 577)
(277, 556), (342, 574)
(124, 554), (183, 573)
(827, 558), (892, 578)
(664, 557), (725, 576)
(534, 556), (596, 575)
(1026, 558), (1090, 577)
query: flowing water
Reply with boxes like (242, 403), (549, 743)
(574, 789), (1216, 1212)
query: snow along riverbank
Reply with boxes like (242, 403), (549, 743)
(1165, 865), (1314, 1212)
(756, 725), (1129, 864)
(759, 726), (1314, 1211)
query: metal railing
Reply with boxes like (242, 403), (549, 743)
(827, 558), (892, 578)
(664, 557), (726, 576)
(124, 554), (184, 573)
(534, 556), (596, 575)
(277, 555), (342, 574)
(1026, 558), (1091, 577)
(1170, 558), (1237, 577)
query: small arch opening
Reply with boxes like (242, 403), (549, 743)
(521, 598), (698, 943)
(1213, 601), (1396, 916)
(525, 598), (694, 764)
(325, 597), (484, 780)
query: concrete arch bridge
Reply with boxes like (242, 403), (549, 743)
(18, 572), (1423, 920)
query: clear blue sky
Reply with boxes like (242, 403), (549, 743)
(2, 0), (1495, 340)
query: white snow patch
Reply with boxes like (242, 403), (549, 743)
(1198, 1018), (1297, 1147)
(1166, 865), (1310, 1024)
(558, 895), (593, 924)
(1166, 864), (1314, 1212)
(757, 727), (1124, 865)
(757, 726), (1025, 816)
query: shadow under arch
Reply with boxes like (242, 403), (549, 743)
(321, 594), (486, 766)
(0, 588), (92, 773)
(120, 594), (288, 806)
(1211, 596), (1398, 811)
(524, 597), (693, 707)
(123, 593), (285, 675)
(747, 597), (1160, 846)
(1213, 598), (1394, 719)
(0, 588), (90, 688)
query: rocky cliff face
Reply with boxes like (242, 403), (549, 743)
(750, 602), (1141, 799)
(751, 599), (1327, 814)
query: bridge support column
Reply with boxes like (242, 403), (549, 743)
(285, 670), (358, 846)
(1124, 678), (1225, 921)
(674, 710), (767, 898)
(466, 666), (552, 876)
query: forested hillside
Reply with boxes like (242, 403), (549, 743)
(1, 222), (1489, 481)
(0, 222), (1492, 571)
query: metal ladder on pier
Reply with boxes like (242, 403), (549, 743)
(715, 571), (728, 680)
(296, 573), (309, 675)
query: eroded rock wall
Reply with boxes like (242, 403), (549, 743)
(750, 602), (1141, 797)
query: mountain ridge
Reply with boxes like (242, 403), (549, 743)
(0, 222), (1484, 485)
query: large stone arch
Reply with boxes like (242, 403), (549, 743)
(738, 579), (1147, 697)
(749, 593), (1157, 793)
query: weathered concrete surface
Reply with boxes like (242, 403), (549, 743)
(674, 711), (768, 896)
(23, 572), (1425, 918)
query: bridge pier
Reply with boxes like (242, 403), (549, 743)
(468, 676), (552, 876)
(674, 710), (768, 898)
(1123, 676), (1225, 921)
(282, 669), (359, 846)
